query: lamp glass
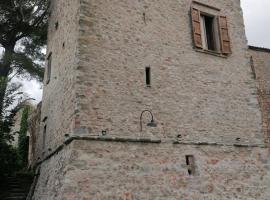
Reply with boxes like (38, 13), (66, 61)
(147, 120), (157, 127)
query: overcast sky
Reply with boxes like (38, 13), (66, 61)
(20, 0), (270, 104)
(241, 0), (270, 48)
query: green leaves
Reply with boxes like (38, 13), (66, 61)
(13, 52), (44, 81)
(18, 106), (30, 167)
(0, 0), (49, 80)
(0, 0), (48, 175)
(0, 79), (33, 175)
(0, 78), (22, 142)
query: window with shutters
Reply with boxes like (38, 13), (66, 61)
(191, 4), (231, 55)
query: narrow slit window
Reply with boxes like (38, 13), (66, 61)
(145, 67), (151, 87)
(185, 155), (195, 175)
(42, 125), (47, 152)
(143, 13), (146, 24)
(55, 21), (59, 30)
(47, 53), (52, 84)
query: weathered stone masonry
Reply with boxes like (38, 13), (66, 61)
(31, 0), (270, 199)
(249, 46), (270, 144)
(38, 0), (80, 159)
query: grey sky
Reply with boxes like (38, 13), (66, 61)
(241, 0), (270, 48)
(18, 0), (270, 103)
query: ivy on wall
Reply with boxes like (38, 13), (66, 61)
(18, 106), (30, 168)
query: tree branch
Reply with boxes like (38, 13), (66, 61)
(31, 5), (49, 27)
(30, 0), (46, 18)
(12, 52), (44, 81)
(8, 71), (20, 82)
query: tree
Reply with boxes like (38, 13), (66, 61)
(0, 0), (49, 114)
(0, 82), (24, 176)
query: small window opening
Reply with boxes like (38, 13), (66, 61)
(47, 53), (52, 84)
(200, 14), (216, 51)
(42, 125), (47, 151)
(145, 66), (151, 87)
(102, 130), (107, 136)
(42, 116), (48, 122)
(143, 13), (146, 24)
(55, 21), (59, 30)
(185, 155), (195, 175)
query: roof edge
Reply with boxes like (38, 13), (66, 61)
(248, 45), (270, 53)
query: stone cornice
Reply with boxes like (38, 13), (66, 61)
(35, 135), (268, 170)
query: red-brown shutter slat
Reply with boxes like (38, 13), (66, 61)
(191, 8), (202, 48)
(219, 16), (231, 54)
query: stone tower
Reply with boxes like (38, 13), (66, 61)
(32, 0), (270, 199)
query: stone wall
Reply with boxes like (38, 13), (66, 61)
(33, 139), (270, 200)
(75, 0), (263, 145)
(40, 0), (80, 158)
(10, 104), (34, 148)
(31, 145), (73, 200)
(28, 102), (42, 168)
(249, 46), (270, 144)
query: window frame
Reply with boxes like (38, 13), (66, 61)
(191, 3), (231, 56)
(199, 13), (220, 52)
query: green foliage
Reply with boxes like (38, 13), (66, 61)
(0, 0), (49, 79)
(13, 52), (44, 81)
(0, 78), (22, 143)
(0, 79), (25, 176)
(0, 0), (49, 177)
(18, 106), (30, 167)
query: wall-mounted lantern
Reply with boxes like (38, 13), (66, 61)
(140, 110), (157, 132)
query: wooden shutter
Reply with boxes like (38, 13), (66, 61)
(219, 16), (231, 54)
(191, 8), (202, 48)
